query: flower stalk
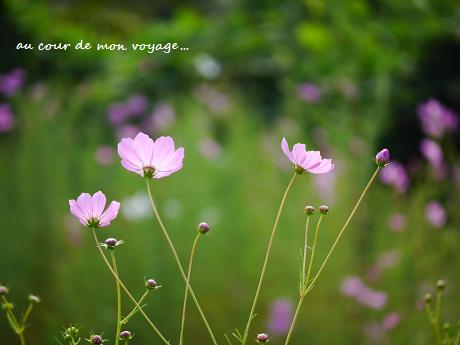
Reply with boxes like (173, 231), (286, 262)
(110, 251), (122, 345)
(241, 173), (297, 345)
(145, 179), (218, 345)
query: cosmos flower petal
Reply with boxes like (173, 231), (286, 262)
(152, 136), (176, 166)
(121, 159), (144, 176)
(156, 147), (184, 174)
(118, 138), (142, 169)
(69, 200), (88, 226)
(91, 191), (107, 219)
(76, 193), (92, 220)
(300, 151), (322, 170)
(99, 201), (121, 227)
(281, 138), (294, 163)
(292, 143), (307, 164)
(308, 159), (334, 174)
(133, 132), (155, 167)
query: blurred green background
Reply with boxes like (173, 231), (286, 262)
(1, 0), (460, 344)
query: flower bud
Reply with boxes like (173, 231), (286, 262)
(120, 331), (131, 339)
(256, 333), (269, 343)
(375, 149), (390, 167)
(90, 335), (103, 344)
(304, 206), (315, 215)
(424, 293), (432, 303)
(103, 238), (124, 249)
(146, 279), (160, 290)
(2, 302), (14, 310)
(28, 294), (41, 304)
(0, 285), (8, 295)
(319, 205), (329, 215)
(437, 279), (446, 290)
(67, 326), (79, 336)
(198, 222), (210, 234)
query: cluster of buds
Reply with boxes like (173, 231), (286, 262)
(304, 205), (330, 215)
(61, 325), (81, 344)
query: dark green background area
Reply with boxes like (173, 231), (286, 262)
(0, 0), (459, 344)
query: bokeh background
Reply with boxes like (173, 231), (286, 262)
(1, 0), (460, 344)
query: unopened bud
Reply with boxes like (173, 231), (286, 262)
(256, 333), (269, 343)
(119, 330), (132, 340)
(146, 279), (160, 290)
(28, 294), (41, 304)
(424, 293), (432, 303)
(198, 222), (210, 234)
(437, 279), (446, 290)
(304, 206), (315, 215)
(319, 205), (329, 215)
(0, 285), (8, 295)
(90, 335), (103, 345)
(375, 149), (390, 167)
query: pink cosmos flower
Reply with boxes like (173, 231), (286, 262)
(425, 201), (446, 228)
(69, 191), (120, 228)
(281, 137), (334, 174)
(118, 132), (184, 179)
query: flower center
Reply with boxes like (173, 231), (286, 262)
(294, 164), (305, 175)
(87, 217), (100, 228)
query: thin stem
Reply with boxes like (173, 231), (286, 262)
(2, 296), (20, 331)
(121, 290), (149, 325)
(91, 229), (171, 345)
(21, 303), (33, 328)
(305, 167), (380, 293)
(434, 291), (443, 345)
(284, 297), (304, 345)
(145, 179), (218, 345)
(304, 215), (323, 293)
(179, 233), (202, 345)
(285, 215), (324, 345)
(110, 251), (122, 345)
(453, 325), (460, 345)
(301, 216), (310, 290)
(241, 173), (297, 345)
(18, 332), (26, 345)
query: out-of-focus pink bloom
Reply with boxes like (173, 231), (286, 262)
(64, 215), (84, 247)
(267, 299), (293, 336)
(69, 191), (120, 228)
(388, 213), (407, 232)
(95, 146), (115, 166)
(425, 201), (446, 228)
(0, 104), (15, 132)
(368, 250), (401, 281)
(418, 99), (458, 138)
(149, 103), (175, 132)
(117, 125), (141, 140)
(420, 139), (443, 168)
(281, 138), (334, 174)
(118, 132), (184, 179)
(313, 169), (337, 205)
(341, 276), (365, 297)
(108, 102), (129, 125)
(380, 161), (409, 193)
(297, 83), (322, 103)
(125, 94), (148, 115)
(107, 94), (148, 125)
(195, 84), (231, 114)
(382, 312), (401, 331)
(199, 138), (221, 160)
(0, 68), (26, 97)
(363, 322), (384, 341)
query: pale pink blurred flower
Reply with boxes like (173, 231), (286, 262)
(313, 169), (337, 205)
(425, 201), (446, 228)
(418, 99), (458, 138)
(108, 102), (129, 125)
(297, 83), (322, 103)
(382, 312), (401, 331)
(0, 68), (26, 97)
(267, 299), (294, 336)
(107, 94), (148, 125)
(117, 125), (141, 140)
(341, 276), (365, 297)
(363, 322), (384, 341)
(95, 146), (115, 166)
(368, 250), (401, 281)
(281, 138), (334, 174)
(69, 191), (120, 228)
(380, 161), (409, 193)
(151, 103), (175, 131)
(388, 213), (407, 232)
(118, 132), (184, 179)
(125, 94), (148, 115)
(64, 215), (84, 247)
(357, 290), (387, 309)
(420, 139), (443, 168)
(199, 138), (222, 160)
(195, 84), (231, 114)
(0, 104), (14, 132)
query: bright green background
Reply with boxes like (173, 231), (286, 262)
(1, 0), (459, 344)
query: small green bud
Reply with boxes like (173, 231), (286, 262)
(0, 285), (8, 295)
(424, 293), (433, 303)
(437, 279), (446, 290)
(28, 294), (41, 304)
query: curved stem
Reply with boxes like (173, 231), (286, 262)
(301, 216), (311, 291)
(241, 173), (297, 345)
(305, 167), (380, 293)
(121, 290), (149, 325)
(179, 233), (201, 345)
(110, 251), (122, 345)
(91, 229), (171, 345)
(285, 216), (323, 345)
(145, 179), (218, 345)
(21, 303), (33, 328)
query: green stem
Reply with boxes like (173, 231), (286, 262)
(453, 326), (460, 345)
(435, 291), (443, 345)
(301, 216), (310, 291)
(2, 296), (20, 332)
(179, 233), (201, 345)
(145, 179), (218, 345)
(110, 251), (122, 345)
(91, 229), (171, 345)
(121, 290), (149, 325)
(21, 303), (33, 328)
(285, 215), (323, 345)
(241, 173), (297, 345)
(18, 332), (26, 345)
(305, 167), (380, 293)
